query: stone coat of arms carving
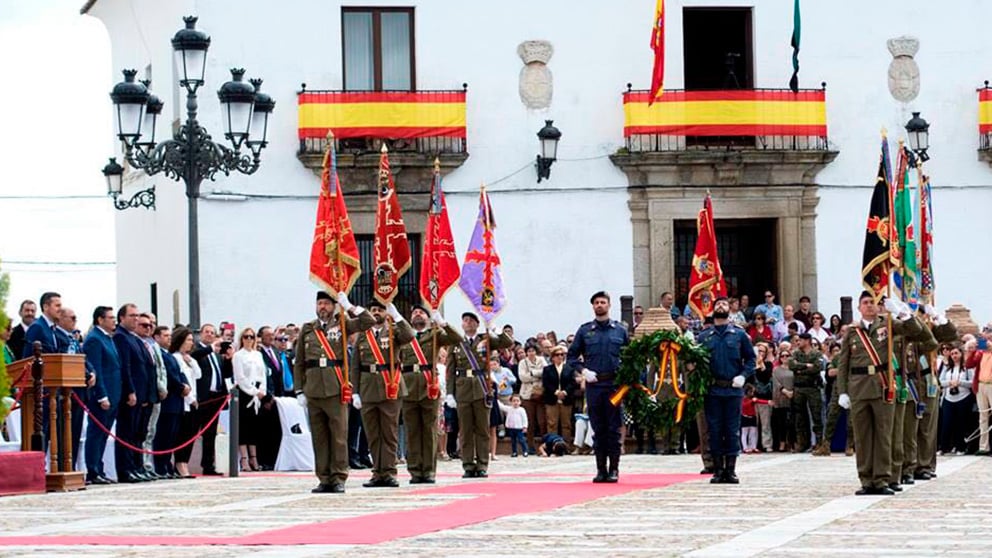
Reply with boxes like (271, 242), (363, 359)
(887, 36), (920, 103)
(518, 40), (553, 109)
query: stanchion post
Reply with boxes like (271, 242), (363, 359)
(30, 342), (45, 452)
(620, 295), (634, 334)
(229, 388), (239, 477)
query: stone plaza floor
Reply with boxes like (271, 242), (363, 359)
(0, 451), (989, 557)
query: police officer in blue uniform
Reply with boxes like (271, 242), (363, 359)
(567, 291), (630, 483)
(697, 296), (756, 484)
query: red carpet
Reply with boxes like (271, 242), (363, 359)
(0, 473), (697, 546)
(0, 452), (46, 496)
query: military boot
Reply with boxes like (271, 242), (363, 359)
(722, 455), (740, 484)
(593, 453), (609, 483)
(812, 441), (831, 456)
(709, 456), (725, 484)
(607, 454), (620, 483)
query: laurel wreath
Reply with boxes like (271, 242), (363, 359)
(614, 329), (712, 433)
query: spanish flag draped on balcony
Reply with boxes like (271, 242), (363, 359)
(459, 186), (505, 326)
(861, 137), (893, 302)
(298, 90), (467, 140)
(310, 136), (361, 295)
(420, 160), (460, 311)
(373, 145), (412, 305)
(648, 0), (665, 105)
(687, 195), (726, 318)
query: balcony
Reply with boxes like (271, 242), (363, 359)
(611, 86), (837, 188)
(296, 86), (469, 193)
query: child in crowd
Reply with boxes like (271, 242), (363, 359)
(499, 394), (530, 457)
(741, 384), (771, 453)
(536, 432), (568, 457)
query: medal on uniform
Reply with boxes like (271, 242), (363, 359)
(868, 365), (876, 375)
(319, 357), (328, 368)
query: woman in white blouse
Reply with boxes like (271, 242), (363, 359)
(233, 327), (267, 471)
(517, 344), (547, 452)
(170, 327), (202, 478)
(938, 345), (974, 456)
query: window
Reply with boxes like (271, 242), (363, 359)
(682, 8), (753, 90)
(342, 8), (415, 91)
(352, 233), (422, 316)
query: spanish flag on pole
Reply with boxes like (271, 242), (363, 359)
(648, 0), (665, 105)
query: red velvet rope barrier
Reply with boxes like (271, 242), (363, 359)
(6, 364), (31, 412)
(70, 391), (231, 456)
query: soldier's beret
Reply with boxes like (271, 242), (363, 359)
(316, 291), (334, 302)
(367, 300), (386, 310)
(589, 291), (610, 304)
(462, 311), (480, 323)
(412, 303), (430, 315)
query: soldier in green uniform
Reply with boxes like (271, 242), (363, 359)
(891, 313), (937, 488)
(400, 304), (460, 484)
(293, 291), (375, 494)
(838, 292), (924, 495)
(444, 311), (513, 478)
(821, 343), (854, 456)
(911, 307), (957, 480)
(353, 300), (414, 488)
(788, 333), (825, 454)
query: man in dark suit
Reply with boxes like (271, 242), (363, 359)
(151, 326), (190, 478)
(23, 292), (61, 357)
(8, 299), (36, 358)
(191, 323), (228, 475)
(55, 307), (95, 470)
(113, 303), (157, 483)
(256, 326), (284, 470)
(83, 306), (121, 485)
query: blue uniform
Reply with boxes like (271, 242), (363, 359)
(698, 324), (756, 459)
(567, 318), (629, 471)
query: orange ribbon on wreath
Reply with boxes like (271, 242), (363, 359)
(609, 340), (687, 423)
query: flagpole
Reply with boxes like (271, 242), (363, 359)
(431, 158), (441, 393)
(327, 131), (351, 394)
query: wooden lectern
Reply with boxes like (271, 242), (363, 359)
(9, 352), (87, 491)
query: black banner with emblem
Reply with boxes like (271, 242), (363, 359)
(862, 155), (891, 301)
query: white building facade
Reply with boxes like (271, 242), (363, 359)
(86, 0), (992, 335)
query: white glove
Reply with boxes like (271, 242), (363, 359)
(883, 298), (911, 320)
(337, 292), (354, 312)
(582, 369), (598, 383)
(296, 394), (307, 408)
(386, 303), (404, 322)
(935, 313), (948, 326)
(923, 304), (939, 318)
(431, 310), (447, 327)
(352, 393), (363, 409)
(838, 393), (851, 409)
(445, 394), (457, 408)
(731, 375), (745, 388)
(820, 370), (827, 384)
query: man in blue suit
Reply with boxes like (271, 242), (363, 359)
(113, 303), (158, 483)
(55, 307), (95, 471)
(83, 306), (121, 485)
(151, 326), (190, 478)
(22, 292), (61, 357)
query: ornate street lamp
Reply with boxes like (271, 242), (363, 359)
(102, 157), (155, 210)
(103, 15), (273, 330)
(905, 111), (930, 162)
(536, 120), (561, 183)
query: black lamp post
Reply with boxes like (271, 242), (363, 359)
(104, 15), (274, 329)
(536, 120), (561, 183)
(905, 111), (930, 162)
(102, 157), (155, 210)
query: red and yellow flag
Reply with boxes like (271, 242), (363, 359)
(420, 159), (460, 311)
(310, 139), (361, 295)
(648, 0), (665, 105)
(373, 145), (412, 305)
(687, 195), (726, 318)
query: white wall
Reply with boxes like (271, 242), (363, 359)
(92, 0), (992, 334)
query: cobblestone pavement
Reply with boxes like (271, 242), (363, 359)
(1, 451), (989, 557)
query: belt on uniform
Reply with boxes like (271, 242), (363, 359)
(713, 379), (735, 388)
(401, 364), (433, 373)
(364, 364), (394, 373)
(304, 359), (343, 368)
(595, 373), (616, 382)
(455, 369), (482, 378)
(850, 366), (887, 375)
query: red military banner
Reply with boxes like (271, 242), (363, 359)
(373, 145), (412, 305)
(687, 195), (726, 318)
(420, 159), (460, 310)
(309, 139), (361, 295)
